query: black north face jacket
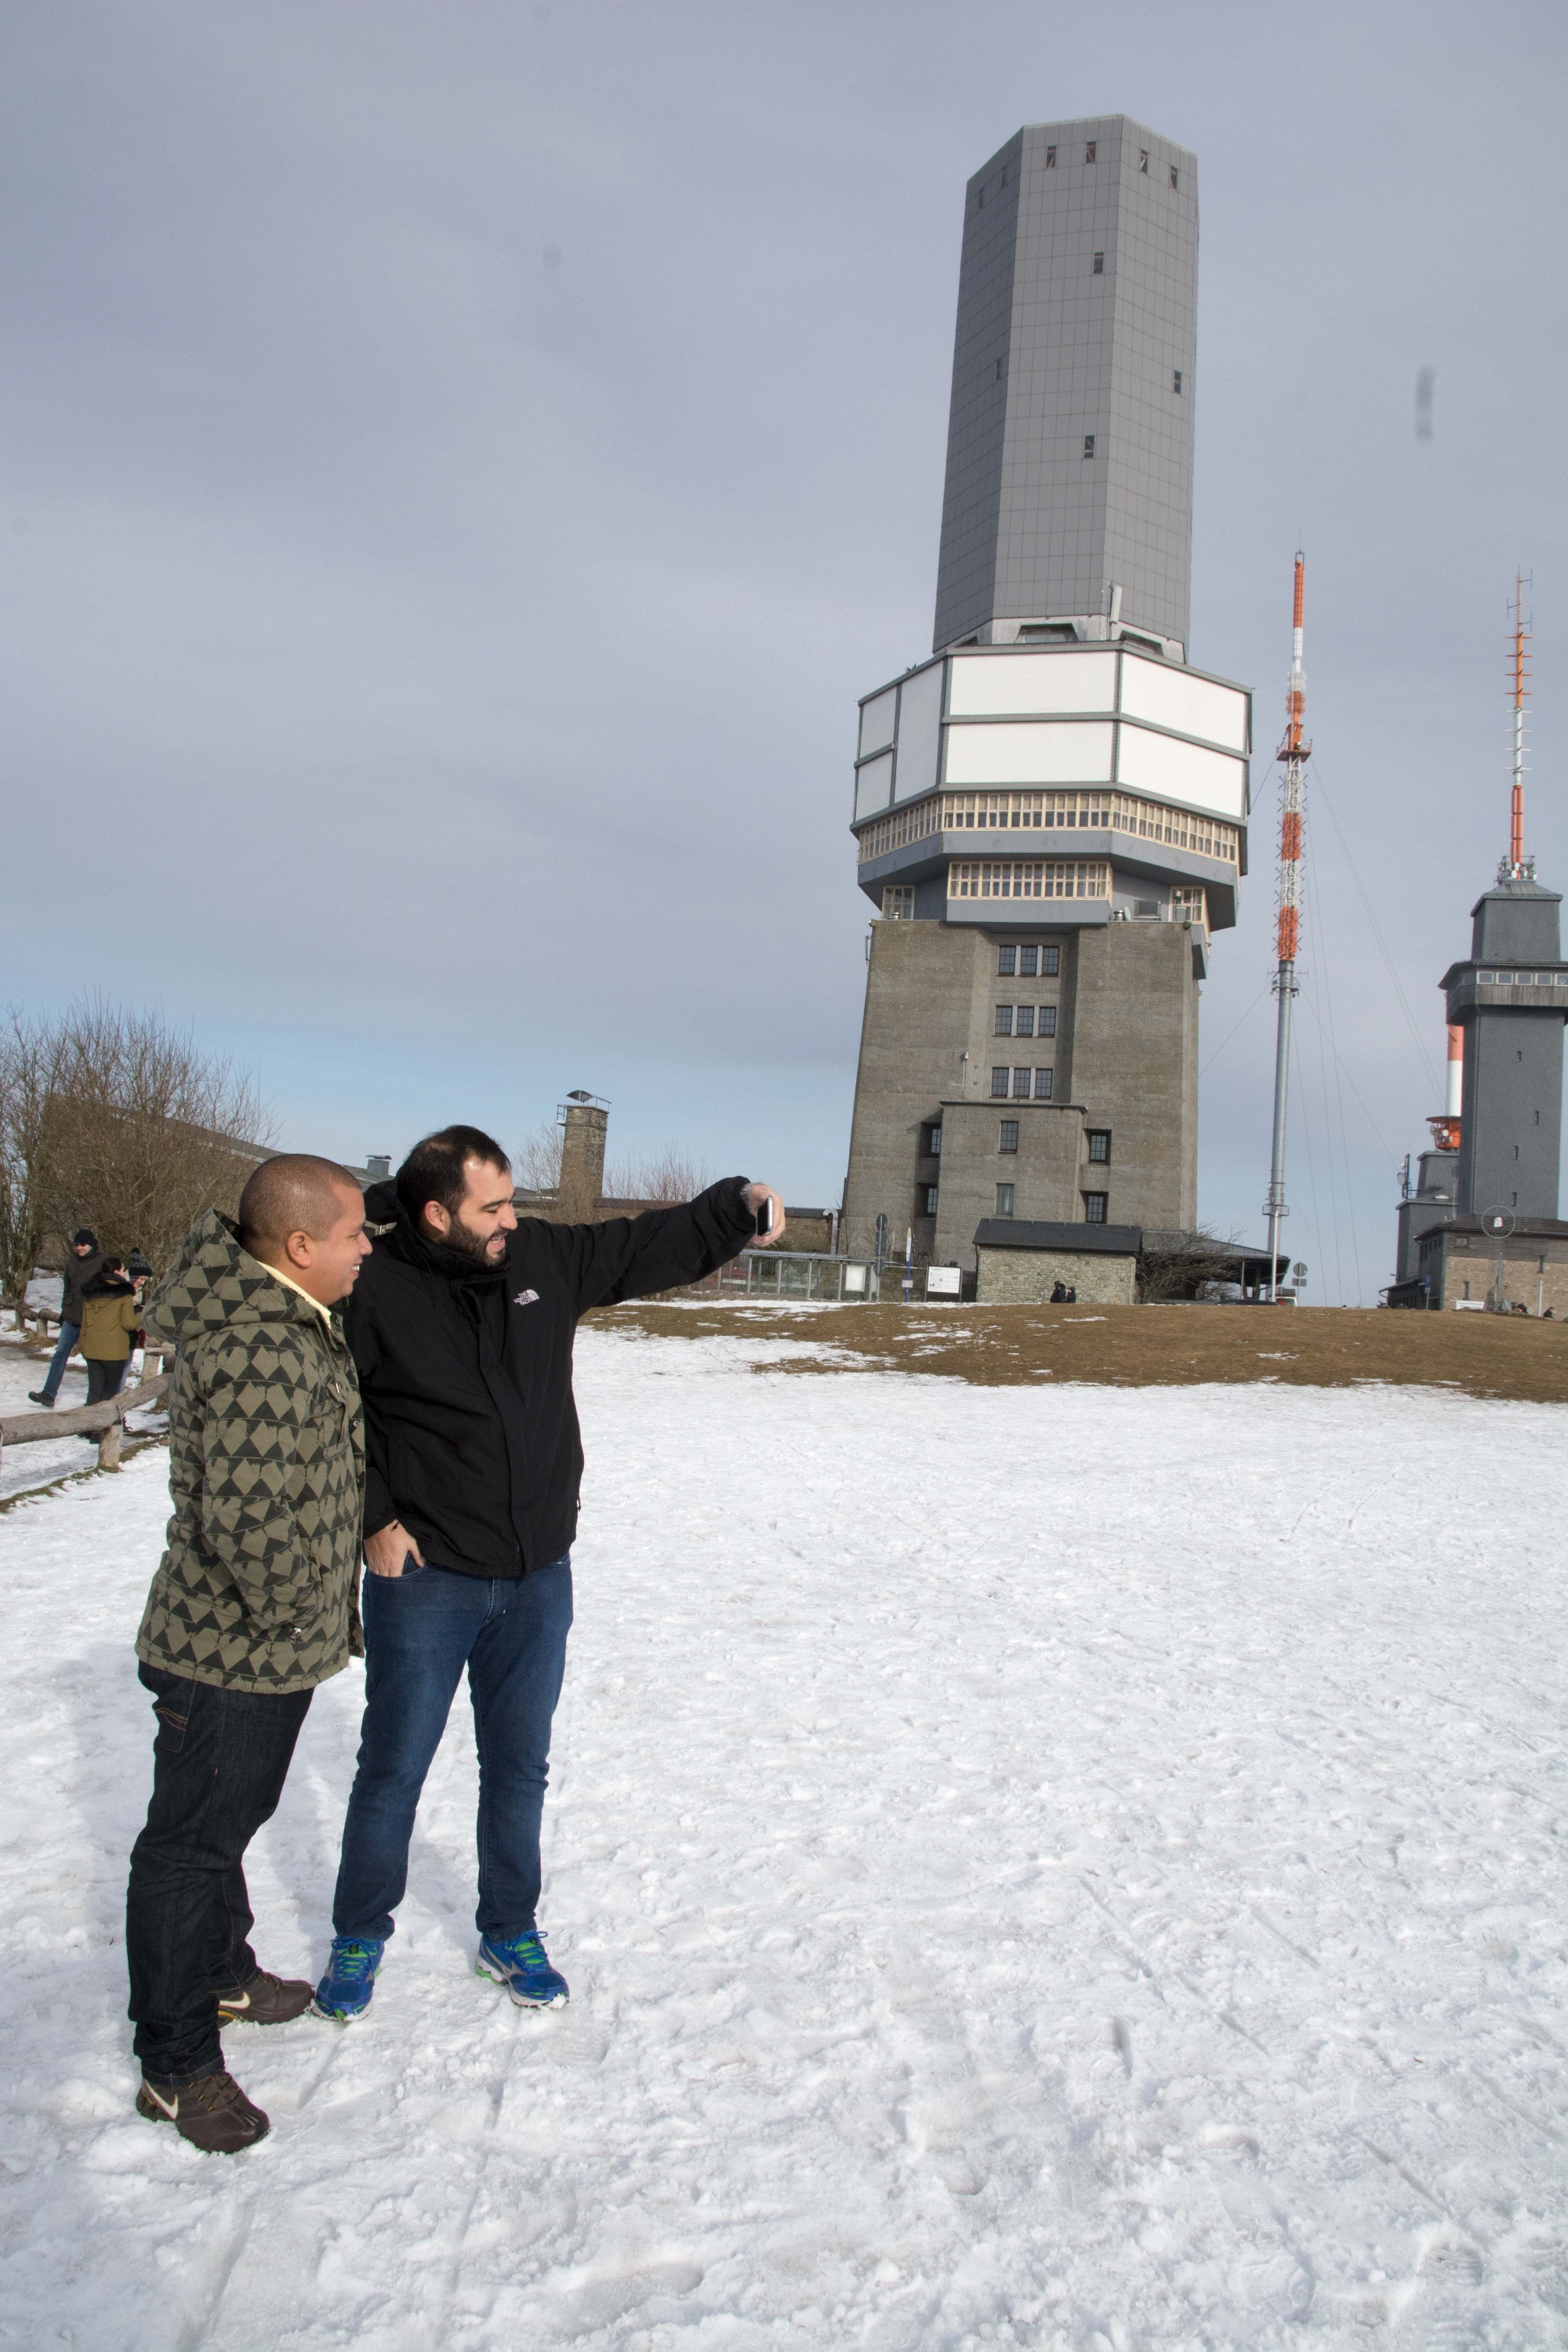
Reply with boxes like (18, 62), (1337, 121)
(347, 1177), (757, 1576)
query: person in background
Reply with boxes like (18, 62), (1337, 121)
(78, 1254), (146, 1404)
(126, 1156), (370, 2154)
(28, 1227), (103, 1406)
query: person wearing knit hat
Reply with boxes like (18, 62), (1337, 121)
(28, 1229), (103, 1408)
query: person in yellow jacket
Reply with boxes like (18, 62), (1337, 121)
(78, 1256), (147, 1404)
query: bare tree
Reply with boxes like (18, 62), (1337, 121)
(604, 1143), (711, 1207)
(0, 1011), (71, 1316)
(1136, 1226), (1247, 1304)
(4, 1000), (271, 1288)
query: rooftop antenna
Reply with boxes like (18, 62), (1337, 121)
(1262, 554), (1308, 1302)
(1500, 572), (1533, 882)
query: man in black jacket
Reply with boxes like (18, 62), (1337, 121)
(315, 1123), (779, 2020)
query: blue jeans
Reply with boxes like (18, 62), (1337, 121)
(38, 1319), (80, 1403)
(332, 1557), (572, 1944)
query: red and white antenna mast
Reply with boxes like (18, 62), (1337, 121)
(1262, 554), (1308, 1300)
(1500, 572), (1533, 882)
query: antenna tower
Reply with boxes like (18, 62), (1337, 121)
(1499, 573), (1533, 882)
(1262, 554), (1308, 1301)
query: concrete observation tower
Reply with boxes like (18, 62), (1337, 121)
(841, 118), (1252, 1283)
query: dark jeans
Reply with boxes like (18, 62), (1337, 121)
(126, 1662), (313, 2084)
(38, 1319), (79, 1404)
(332, 1556), (572, 1945)
(85, 1357), (128, 1406)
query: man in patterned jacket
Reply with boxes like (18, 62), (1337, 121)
(125, 1155), (370, 2154)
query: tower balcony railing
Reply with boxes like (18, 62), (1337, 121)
(855, 788), (1240, 869)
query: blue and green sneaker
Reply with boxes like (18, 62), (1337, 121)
(314, 1936), (384, 2023)
(475, 1929), (568, 2009)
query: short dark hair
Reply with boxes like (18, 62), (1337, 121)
(396, 1126), (511, 1224)
(238, 1154), (361, 1254)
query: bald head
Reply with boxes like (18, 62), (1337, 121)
(238, 1155), (371, 1306)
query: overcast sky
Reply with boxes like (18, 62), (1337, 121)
(3, 1), (1563, 1297)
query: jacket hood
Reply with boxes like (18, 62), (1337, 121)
(82, 1269), (135, 1299)
(145, 1209), (337, 1345)
(363, 1178), (508, 1289)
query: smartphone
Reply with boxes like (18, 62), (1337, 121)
(755, 1194), (775, 1240)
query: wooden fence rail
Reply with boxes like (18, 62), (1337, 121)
(0, 1370), (172, 1472)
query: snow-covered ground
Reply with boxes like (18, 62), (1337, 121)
(1, 1329), (1563, 2350)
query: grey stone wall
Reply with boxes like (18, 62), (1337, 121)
(843, 913), (1200, 1268)
(975, 1245), (1136, 1305)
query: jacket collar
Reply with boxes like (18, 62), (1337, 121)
(365, 1178), (509, 1290)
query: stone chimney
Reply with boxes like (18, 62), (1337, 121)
(557, 1092), (608, 1219)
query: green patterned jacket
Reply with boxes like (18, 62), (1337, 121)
(136, 1210), (365, 1694)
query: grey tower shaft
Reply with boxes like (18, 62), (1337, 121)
(934, 118), (1197, 658)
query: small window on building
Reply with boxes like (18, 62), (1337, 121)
(1173, 369), (1182, 394)
(1092, 252), (1104, 274)
(1015, 1005), (1035, 1037)
(1014, 1069), (1033, 1099)
(995, 358), (1004, 380)
(996, 1184), (1015, 1217)
(998, 946), (1018, 977)
(1038, 1006), (1058, 1038)
(1169, 165), (1178, 189)
(1087, 1130), (1111, 1164)
(881, 884), (914, 920)
(923, 1185), (939, 1216)
(999, 1120), (1019, 1153)
(1138, 149), (1149, 173)
(1083, 434), (1095, 459)
(991, 1068), (1010, 1098)
(1000, 165), (1008, 187)
(1019, 945), (1039, 977)
(926, 1123), (942, 1156)
(994, 1004), (1014, 1036)
(1045, 145), (1056, 167)
(978, 187), (985, 208)
(1041, 946), (1061, 976)
(1085, 141), (1097, 163)
(1083, 1192), (1108, 1222)
(1036, 1069), (1054, 1099)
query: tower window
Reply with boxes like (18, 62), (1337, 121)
(997, 946), (1017, 977)
(999, 1120), (1019, 1154)
(1138, 149), (1149, 173)
(1041, 946), (1061, 976)
(1014, 1006), (1034, 1037)
(1083, 435), (1095, 459)
(1045, 145), (1056, 167)
(1083, 1192), (1108, 1222)
(995, 358), (1004, 380)
(1170, 165), (1178, 189)
(1036, 1069), (1054, 1099)
(991, 1068), (1009, 1098)
(1087, 1130), (1111, 1164)
(1038, 1006), (1058, 1037)
(1014, 1069), (1033, 1099)
(994, 1005), (1014, 1036)
(1085, 142), (1097, 163)
(881, 884), (914, 920)
(996, 1184), (1015, 1217)
(1173, 369), (1182, 394)
(922, 1185), (939, 1216)
(1000, 165), (1007, 186)
(1092, 252), (1104, 274)
(1019, 946), (1039, 977)
(924, 1123), (942, 1156)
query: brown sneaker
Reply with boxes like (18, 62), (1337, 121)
(136, 2070), (270, 2153)
(215, 1969), (314, 2027)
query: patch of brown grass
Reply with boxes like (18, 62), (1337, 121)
(589, 1301), (1568, 1405)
